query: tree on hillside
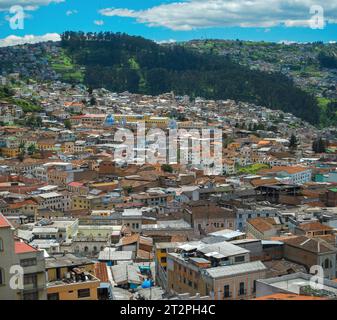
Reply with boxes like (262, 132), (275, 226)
(18, 141), (26, 162)
(60, 31), (321, 125)
(25, 115), (42, 128)
(289, 134), (299, 152)
(27, 144), (37, 155)
(123, 186), (133, 195)
(64, 119), (72, 130)
(312, 137), (326, 153)
(90, 97), (97, 106)
(161, 164), (173, 173)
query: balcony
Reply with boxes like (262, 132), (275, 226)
(223, 292), (232, 299)
(238, 289), (247, 296)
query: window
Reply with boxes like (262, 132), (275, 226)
(78, 288), (91, 298)
(324, 258), (331, 269)
(0, 238), (3, 251)
(224, 285), (230, 298)
(20, 258), (37, 267)
(24, 274), (37, 287)
(161, 257), (167, 264)
(0, 268), (4, 285)
(253, 280), (256, 293)
(239, 282), (245, 296)
(23, 292), (38, 300)
(248, 214), (251, 219)
(48, 293), (60, 300)
(235, 256), (245, 263)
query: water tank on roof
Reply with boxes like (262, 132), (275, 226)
(141, 279), (152, 289)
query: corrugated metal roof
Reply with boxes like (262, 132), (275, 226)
(206, 261), (267, 278)
(98, 250), (133, 261)
(198, 241), (249, 257)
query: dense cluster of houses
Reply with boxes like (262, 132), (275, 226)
(0, 77), (337, 301)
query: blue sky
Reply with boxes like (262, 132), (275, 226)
(0, 0), (337, 46)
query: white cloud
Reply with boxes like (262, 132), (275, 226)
(279, 40), (298, 45)
(156, 39), (177, 44)
(99, 0), (337, 30)
(66, 9), (78, 16)
(0, 0), (64, 11)
(0, 33), (61, 47)
(100, 8), (136, 18)
(94, 20), (104, 25)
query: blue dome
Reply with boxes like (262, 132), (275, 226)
(105, 114), (114, 126)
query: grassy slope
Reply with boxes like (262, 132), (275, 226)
(46, 48), (84, 83)
(237, 163), (270, 174)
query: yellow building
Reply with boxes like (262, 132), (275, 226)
(89, 181), (119, 191)
(145, 117), (169, 128)
(46, 253), (100, 300)
(47, 278), (99, 300)
(155, 242), (183, 271)
(37, 140), (57, 151)
(227, 142), (241, 151)
(72, 195), (105, 211)
(114, 114), (148, 122)
(1, 147), (20, 158)
(61, 141), (74, 153)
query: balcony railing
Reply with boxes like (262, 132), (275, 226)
(223, 292), (232, 299)
(238, 289), (247, 296)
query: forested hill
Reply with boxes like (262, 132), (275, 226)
(60, 31), (320, 125)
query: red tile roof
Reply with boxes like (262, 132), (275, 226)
(259, 166), (310, 175)
(298, 222), (333, 232)
(15, 241), (37, 254)
(8, 200), (37, 210)
(247, 217), (277, 233)
(254, 293), (327, 300)
(120, 234), (140, 246)
(0, 214), (11, 228)
(68, 182), (84, 187)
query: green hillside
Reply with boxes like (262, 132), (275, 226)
(59, 32), (321, 125)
